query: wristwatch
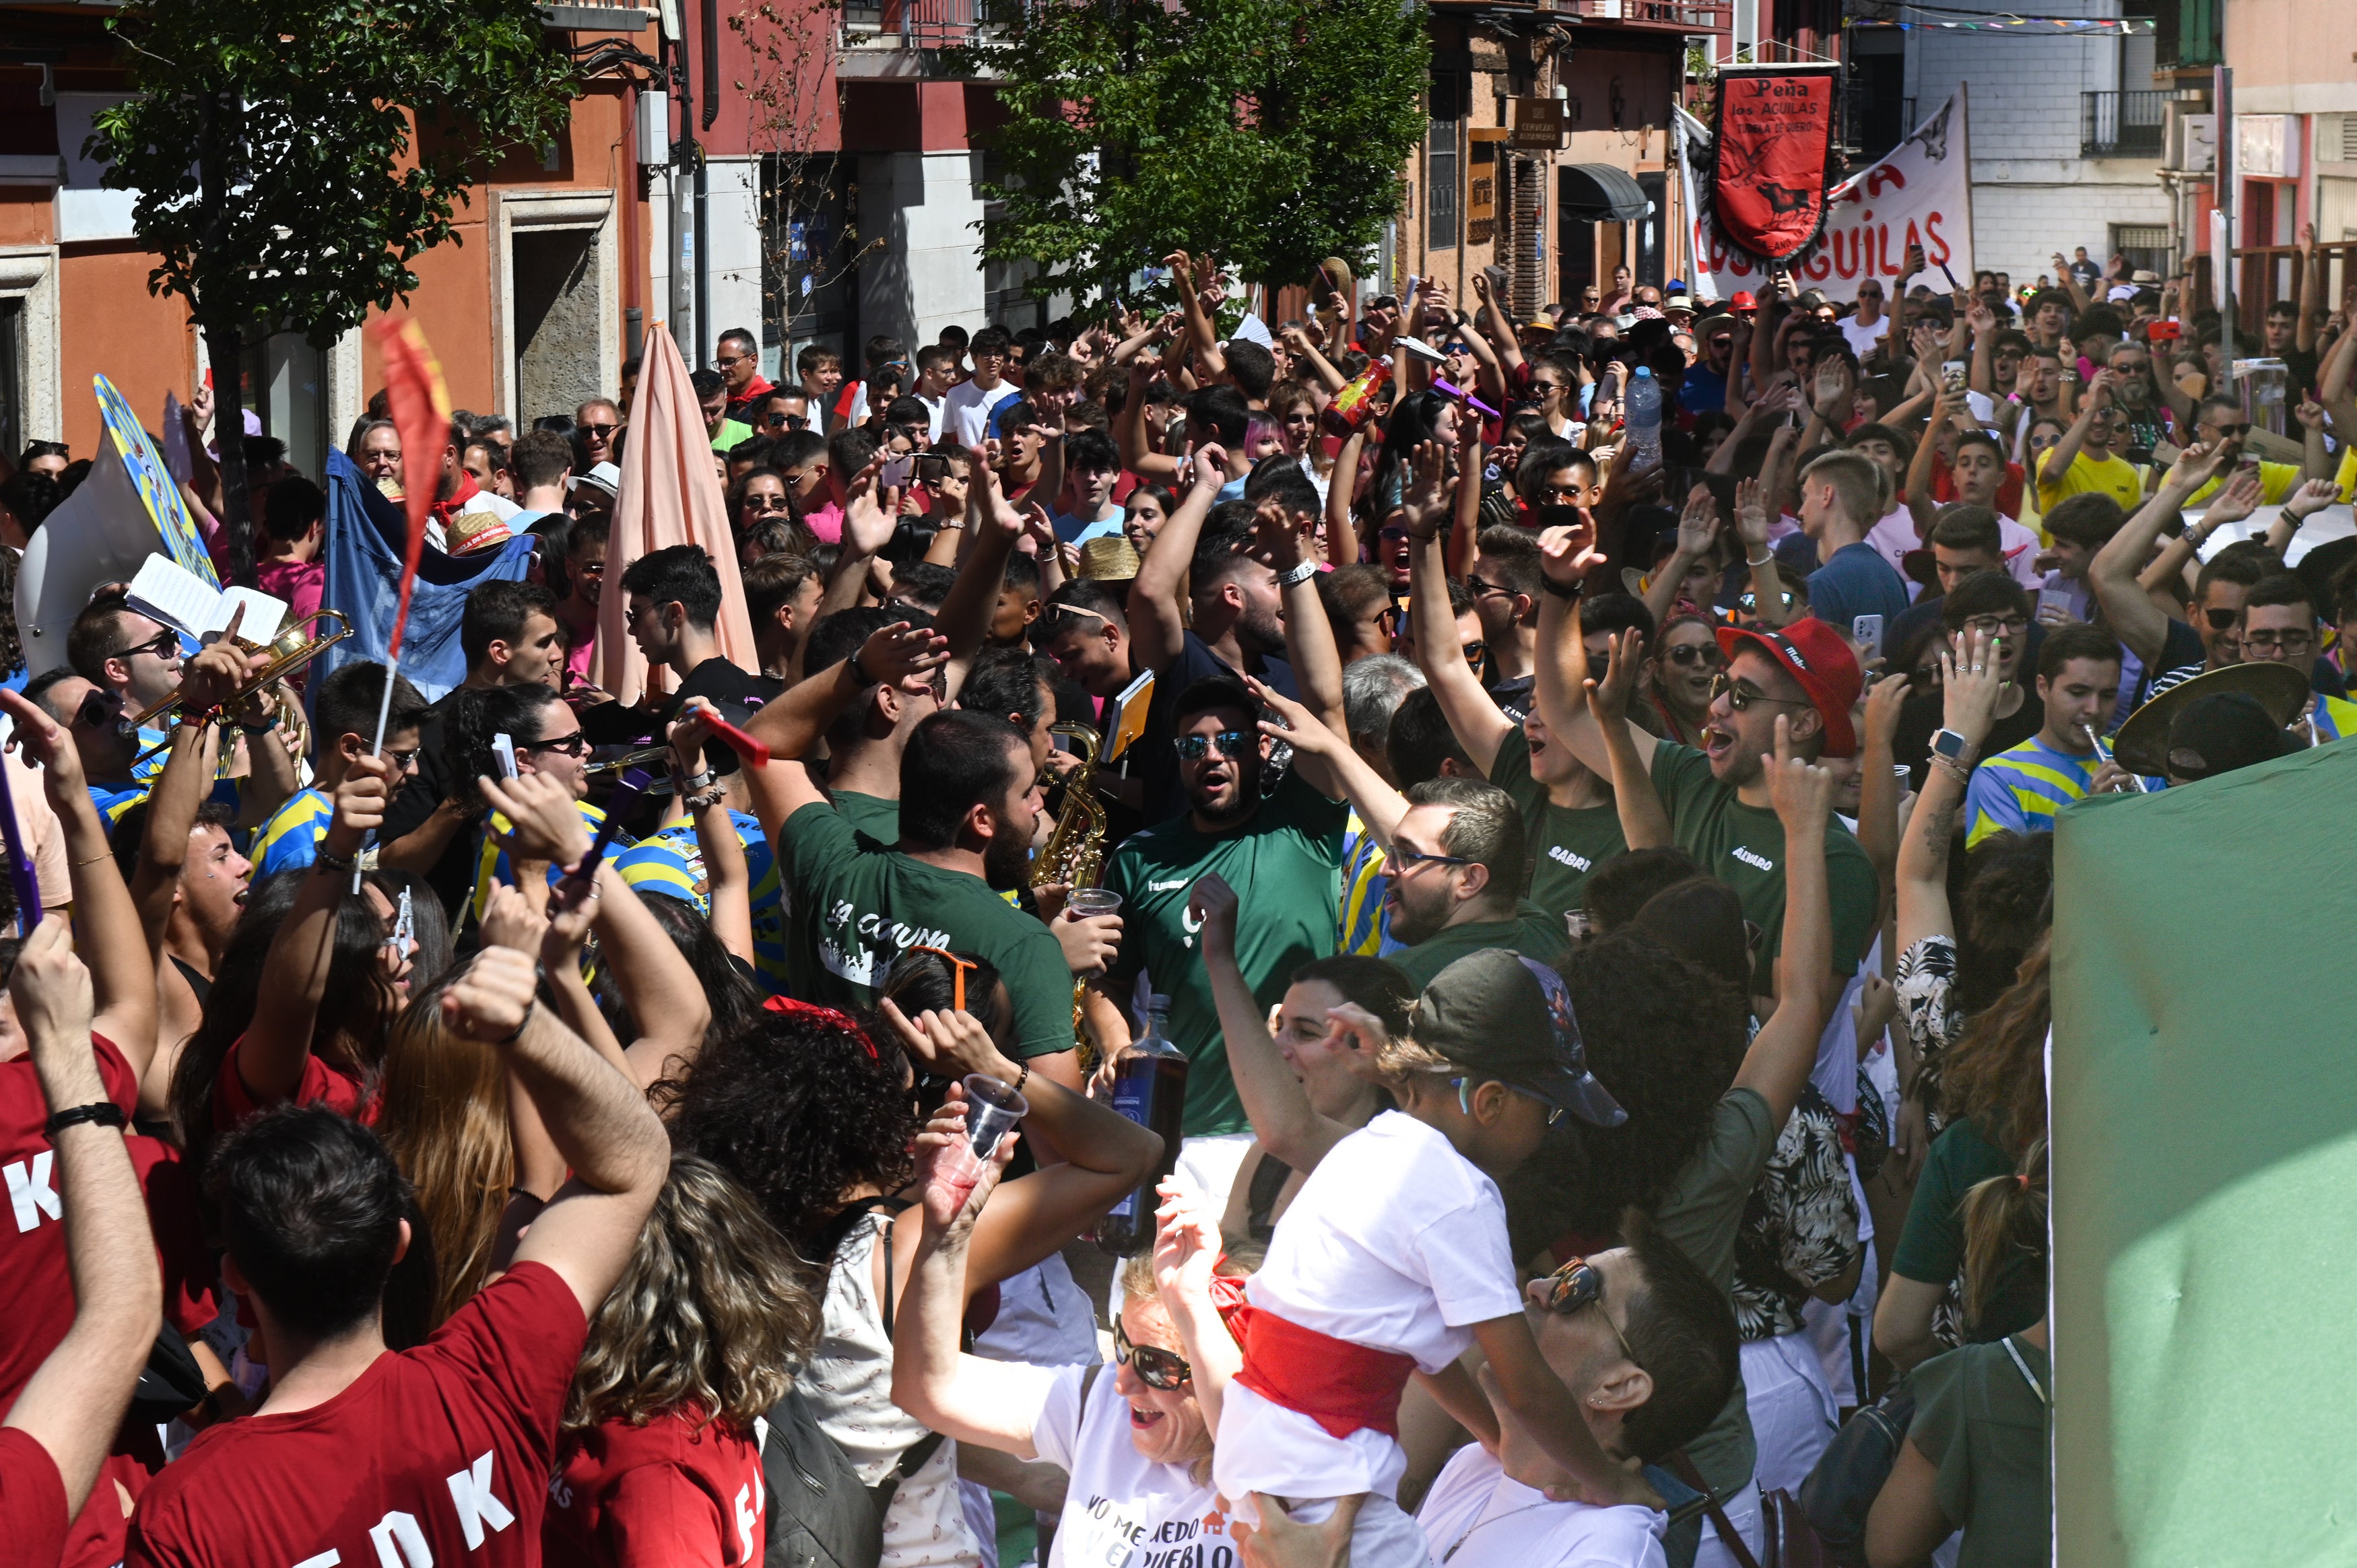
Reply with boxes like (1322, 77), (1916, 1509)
(1929, 728), (1974, 765)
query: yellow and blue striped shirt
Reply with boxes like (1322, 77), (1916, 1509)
(616, 809), (790, 995)
(1964, 737), (2098, 848)
(1338, 809), (1397, 957)
(252, 787), (336, 877)
(2309, 693), (2357, 745)
(88, 782), (148, 837)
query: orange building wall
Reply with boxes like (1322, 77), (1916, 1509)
(0, 189), (48, 248)
(58, 242), (199, 458)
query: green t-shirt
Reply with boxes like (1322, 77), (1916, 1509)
(1387, 900), (1571, 993)
(1891, 1116), (2046, 1342)
(1101, 770), (1348, 1137)
(832, 788), (901, 844)
(712, 416), (755, 454)
(1649, 741), (1879, 994)
(1907, 1336), (2052, 1568)
(1484, 728), (1627, 922)
(774, 800), (1077, 1059)
(1652, 1087), (1778, 1507)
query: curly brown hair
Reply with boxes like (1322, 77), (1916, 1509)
(566, 1155), (822, 1433)
(1941, 932), (2050, 1157)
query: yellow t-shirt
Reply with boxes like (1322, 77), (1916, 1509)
(2185, 458), (2304, 508)
(2035, 446), (2144, 512)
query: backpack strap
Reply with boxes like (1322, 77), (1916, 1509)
(1999, 1336), (2047, 1406)
(1664, 1452), (1764, 1568)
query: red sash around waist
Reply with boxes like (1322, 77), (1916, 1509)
(1233, 1308), (1418, 1440)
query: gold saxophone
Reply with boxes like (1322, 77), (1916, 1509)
(1032, 721), (1110, 1066)
(1032, 720), (1108, 893)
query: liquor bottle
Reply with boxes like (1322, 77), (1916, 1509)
(1321, 360), (1392, 436)
(1094, 992), (1189, 1256)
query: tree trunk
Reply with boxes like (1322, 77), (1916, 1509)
(204, 318), (255, 588)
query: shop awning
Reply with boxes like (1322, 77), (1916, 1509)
(1558, 164), (1651, 221)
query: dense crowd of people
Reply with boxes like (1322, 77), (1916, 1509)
(0, 229), (2350, 1568)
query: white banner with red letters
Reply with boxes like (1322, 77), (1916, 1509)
(1678, 88), (1972, 306)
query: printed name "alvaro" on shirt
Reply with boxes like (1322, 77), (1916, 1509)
(1731, 846), (1776, 873)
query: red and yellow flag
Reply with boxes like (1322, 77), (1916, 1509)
(372, 319), (451, 660)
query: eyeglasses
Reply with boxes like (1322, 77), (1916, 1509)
(1113, 1316), (1191, 1390)
(1960, 615), (2028, 639)
(1449, 1076), (1566, 1128)
(72, 689), (125, 730)
(106, 629), (178, 664)
(575, 559), (605, 578)
(902, 944), (977, 1013)
(580, 423), (618, 439)
(2241, 629), (2315, 653)
(1663, 642), (1726, 669)
(716, 354), (750, 369)
(521, 731), (591, 757)
(766, 412), (809, 430)
(1708, 673), (1812, 712)
(1173, 730), (1253, 761)
(1541, 1257), (1640, 1365)
(1390, 844), (1475, 875)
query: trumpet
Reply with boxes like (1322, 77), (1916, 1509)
(587, 745), (674, 777)
(2084, 722), (2147, 793)
(127, 610), (355, 758)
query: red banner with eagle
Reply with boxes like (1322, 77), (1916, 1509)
(1708, 65), (1843, 265)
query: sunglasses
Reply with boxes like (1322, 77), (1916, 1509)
(902, 943), (977, 1013)
(1391, 844), (1475, 875)
(106, 629), (179, 664)
(1663, 642), (1725, 669)
(521, 731), (591, 757)
(1541, 1257), (1640, 1363)
(73, 689), (126, 731)
(580, 422), (618, 438)
(1113, 1316), (1191, 1390)
(1709, 673), (1812, 713)
(1450, 1075), (1566, 1128)
(741, 494), (793, 514)
(2204, 607), (2240, 631)
(1173, 730), (1254, 761)
(383, 745), (422, 770)
(766, 412), (809, 430)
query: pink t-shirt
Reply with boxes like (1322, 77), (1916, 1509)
(257, 559), (326, 632)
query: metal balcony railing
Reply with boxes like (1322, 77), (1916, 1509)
(1550, 0), (1731, 31)
(845, 0), (978, 48)
(2082, 90), (2166, 158)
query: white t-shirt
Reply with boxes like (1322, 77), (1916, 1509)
(1027, 1362), (1229, 1568)
(1860, 508), (2044, 591)
(1213, 1112), (1524, 1505)
(1839, 314), (1889, 360)
(945, 378), (1019, 447)
(917, 391), (948, 441)
(1416, 1444), (1668, 1568)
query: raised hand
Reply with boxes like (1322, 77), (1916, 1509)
(1189, 440), (1228, 496)
(2198, 467), (2265, 529)
(1764, 714), (1834, 833)
(329, 753), (393, 854)
(1399, 438), (1453, 540)
(910, 1086), (1015, 1237)
(2282, 475), (2342, 523)
(1938, 628), (2005, 749)
(1152, 1178), (1222, 1307)
(1812, 356), (1854, 420)
(878, 996), (1014, 1083)
(9, 916), (93, 1070)
(1537, 521), (1605, 586)
(857, 619), (952, 694)
(1583, 629), (1646, 727)
(0, 687), (88, 803)
(1733, 475), (1772, 549)
(441, 945), (541, 1044)
(1675, 485), (1719, 559)
(1187, 872), (1239, 955)
(477, 768), (590, 869)
(479, 883), (547, 955)
(1243, 673), (1339, 758)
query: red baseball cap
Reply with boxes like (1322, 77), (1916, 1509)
(1730, 290), (1758, 311)
(1715, 617), (1863, 758)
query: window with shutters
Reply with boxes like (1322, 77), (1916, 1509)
(1428, 119), (1459, 251)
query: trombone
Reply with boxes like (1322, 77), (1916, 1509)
(128, 609), (355, 762)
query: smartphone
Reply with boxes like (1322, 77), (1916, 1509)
(880, 452), (915, 489)
(1852, 613), (1885, 662)
(491, 733), (519, 780)
(1942, 360), (1967, 390)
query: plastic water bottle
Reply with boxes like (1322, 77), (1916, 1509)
(1094, 988), (1189, 1256)
(1625, 365), (1663, 471)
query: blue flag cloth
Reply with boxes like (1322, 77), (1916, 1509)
(317, 449), (536, 702)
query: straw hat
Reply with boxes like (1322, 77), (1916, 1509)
(1076, 537), (1141, 583)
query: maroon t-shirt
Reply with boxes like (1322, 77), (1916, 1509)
(211, 1033), (372, 1131)
(0, 1428), (68, 1568)
(545, 1410), (766, 1567)
(127, 1262), (589, 1568)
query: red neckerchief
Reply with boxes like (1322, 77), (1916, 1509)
(430, 469), (481, 527)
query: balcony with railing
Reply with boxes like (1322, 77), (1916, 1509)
(1541, 0), (1731, 31)
(842, 0), (978, 51)
(2082, 90), (2165, 158)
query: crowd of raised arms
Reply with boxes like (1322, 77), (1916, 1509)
(0, 228), (2352, 1568)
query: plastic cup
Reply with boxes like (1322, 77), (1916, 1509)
(963, 1072), (1031, 1162)
(1065, 889), (1123, 919)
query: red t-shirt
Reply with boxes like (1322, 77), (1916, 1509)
(1930, 459), (2026, 522)
(127, 1262), (589, 1568)
(211, 1033), (371, 1131)
(545, 1410), (766, 1567)
(0, 1428), (68, 1568)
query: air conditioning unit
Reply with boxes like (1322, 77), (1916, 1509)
(2179, 112), (2216, 173)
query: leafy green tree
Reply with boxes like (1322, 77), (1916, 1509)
(956, 0), (1428, 306)
(90, 0), (576, 583)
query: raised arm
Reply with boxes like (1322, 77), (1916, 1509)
(1733, 719), (1834, 1126)
(1531, 524), (1647, 784)
(877, 1009), (1160, 1294)
(1580, 626), (1673, 850)
(1855, 673), (1911, 905)
(1117, 353), (1183, 484)
(2296, 223), (2323, 355)
(2035, 370), (2111, 503)
(238, 757), (391, 1106)
(2, 920), (160, 1526)
(0, 690), (158, 1074)
(1128, 446), (1227, 676)
(1733, 473), (1797, 629)
(1323, 427), (1368, 566)
(1248, 675), (1409, 851)
(1151, 1181), (1242, 1437)
(1903, 384), (1960, 539)
(1644, 487), (1721, 628)
(451, 944), (669, 1316)
(739, 621), (950, 840)
(1168, 251), (1226, 381)
(1401, 442), (1513, 774)
(1896, 640), (2002, 957)
(1264, 493), (1346, 747)
(1190, 874), (1357, 1171)
(889, 1113), (1047, 1458)
(2088, 440), (2227, 669)
(675, 707), (755, 966)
